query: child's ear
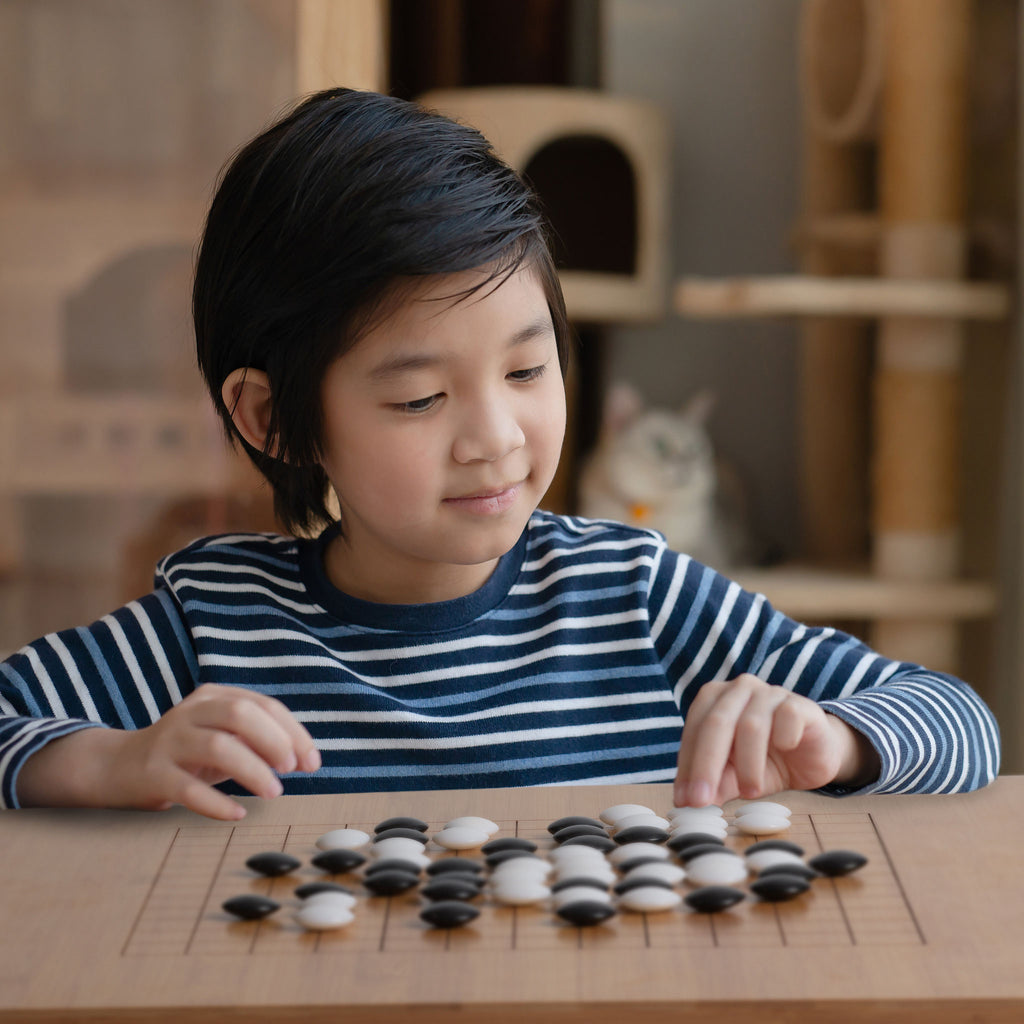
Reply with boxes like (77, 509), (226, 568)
(221, 368), (277, 456)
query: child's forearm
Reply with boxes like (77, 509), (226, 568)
(826, 714), (881, 789)
(15, 727), (130, 809)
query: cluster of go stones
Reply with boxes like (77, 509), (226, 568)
(222, 802), (867, 931)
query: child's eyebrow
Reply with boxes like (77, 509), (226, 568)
(367, 316), (554, 381)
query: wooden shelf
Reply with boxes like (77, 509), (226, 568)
(674, 274), (1011, 320)
(730, 565), (997, 621)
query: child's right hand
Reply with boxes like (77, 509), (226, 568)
(16, 684), (321, 820)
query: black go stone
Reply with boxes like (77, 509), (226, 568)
(560, 834), (616, 853)
(222, 894), (281, 920)
(744, 839), (805, 857)
(677, 842), (738, 864)
(550, 877), (610, 893)
(420, 900), (481, 929)
(480, 837), (537, 855)
(362, 869), (420, 897)
(245, 851), (302, 877)
(311, 849), (367, 874)
(613, 876), (675, 895)
(547, 815), (606, 835)
(666, 832), (726, 853)
(684, 886), (746, 914)
(486, 850), (544, 869)
(618, 855), (668, 873)
(372, 827), (430, 844)
(759, 862), (820, 882)
(421, 877), (483, 902)
(750, 873), (811, 903)
(552, 824), (609, 843)
(294, 881), (355, 900)
(808, 849), (868, 877)
(426, 857), (484, 876)
(375, 816), (429, 834)
(364, 858), (424, 877)
(555, 900), (618, 926)
(614, 825), (669, 845)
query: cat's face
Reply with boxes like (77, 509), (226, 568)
(606, 410), (715, 503)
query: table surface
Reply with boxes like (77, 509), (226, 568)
(2, 778), (1023, 1024)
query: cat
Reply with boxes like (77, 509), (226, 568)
(578, 383), (751, 568)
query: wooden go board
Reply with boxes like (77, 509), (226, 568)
(2, 778), (1024, 1023)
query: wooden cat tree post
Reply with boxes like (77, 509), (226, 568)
(872, 0), (970, 669)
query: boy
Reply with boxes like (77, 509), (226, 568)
(0, 89), (1000, 820)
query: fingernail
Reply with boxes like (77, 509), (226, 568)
(302, 749), (321, 772)
(265, 778), (283, 799)
(278, 754), (298, 774)
(690, 781), (710, 807)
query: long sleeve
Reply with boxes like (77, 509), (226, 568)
(647, 543), (1000, 795)
(0, 587), (200, 808)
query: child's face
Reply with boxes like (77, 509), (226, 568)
(319, 264), (566, 604)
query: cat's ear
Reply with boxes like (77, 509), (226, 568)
(603, 383), (644, 435)
(681, 389), (717, 425)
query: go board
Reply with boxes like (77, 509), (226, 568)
(2, 778), (1024, 1023)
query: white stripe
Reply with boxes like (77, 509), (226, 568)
(522, 536), (654, 573)
(511, 556), (656, 595)
(100, 614), (161, 723)
(128, 602), (183, 704)
(718, 594), (765, 681)
(297, 690), (676, 725)
(780, 630), (833, 691)
(199, 637), (652, 687)
(758, 624), (808, 678)
(547, 768), (676, 786)
(316, 715), (683, 751)
(834, 651), (886, 698)
(650, 556), (687, 644)
(900, 681), (970, 793)
(671, 581), (742, 703)
(193, 609), (648, 661)
(21, 646), (67, 717)
(45, 634), (100, 720)
(169, 579), (324, 615)
(167, 561), (306, 591)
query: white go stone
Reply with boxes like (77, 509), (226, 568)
(734, 801), (791, 819)
(670, 821), (728, 841)
(432, 826), (491, 851)
(684, 851), (749, 887)
(612, 812), (671, 833)
(744, 849), (805, 874)
(623, 861), (686, 886)
(315, 828), (371, 851)
(547, 845), (608, 867)
(734, 812), (791, 836)
(490, 857), (552, 882)
(617, 886), (682, 913)
(295, 901), (356, 931)
(552, 886), (612, 909)
(608, 842), (670, 867)
(599, 803), (656, 826)
(305, 890), (358, 912)
(490, 878), (551, 906)
(669, 805), (723, 821)
(371, 836), (431, 862)
(444, 816), (499, 835)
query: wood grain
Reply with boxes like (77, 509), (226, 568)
(1, 779), (1022, 1023)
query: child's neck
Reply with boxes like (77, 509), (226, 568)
(323, 534), (498, 606)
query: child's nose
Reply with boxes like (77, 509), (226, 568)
(451, 398), (526, 463)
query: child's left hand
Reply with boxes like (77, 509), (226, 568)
(673, 673), (879, 807)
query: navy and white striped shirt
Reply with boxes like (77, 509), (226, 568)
(0, 512), (1000, 808)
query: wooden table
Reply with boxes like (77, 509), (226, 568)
(2, 778), (1022, 1023)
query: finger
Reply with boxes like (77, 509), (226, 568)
(170, 770), (248, 821)
(188, 694), (309, 777)
(675, 680), (728, 805)
(731, 685), (792, 799)
(176, 727), (285, 802)
(679, 678), (758, 806)
(247, 692), (321, 773)
(769, 694), (811, 754)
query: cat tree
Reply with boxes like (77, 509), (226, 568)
(675, 0), (1010, 675)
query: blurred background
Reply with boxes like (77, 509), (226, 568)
(0, 0), (1020, 768)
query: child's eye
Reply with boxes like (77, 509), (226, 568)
(507, 364), (547, 383)
(394, 393), (442, 414)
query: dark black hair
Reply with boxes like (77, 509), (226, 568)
(194, 87), (570, 535)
